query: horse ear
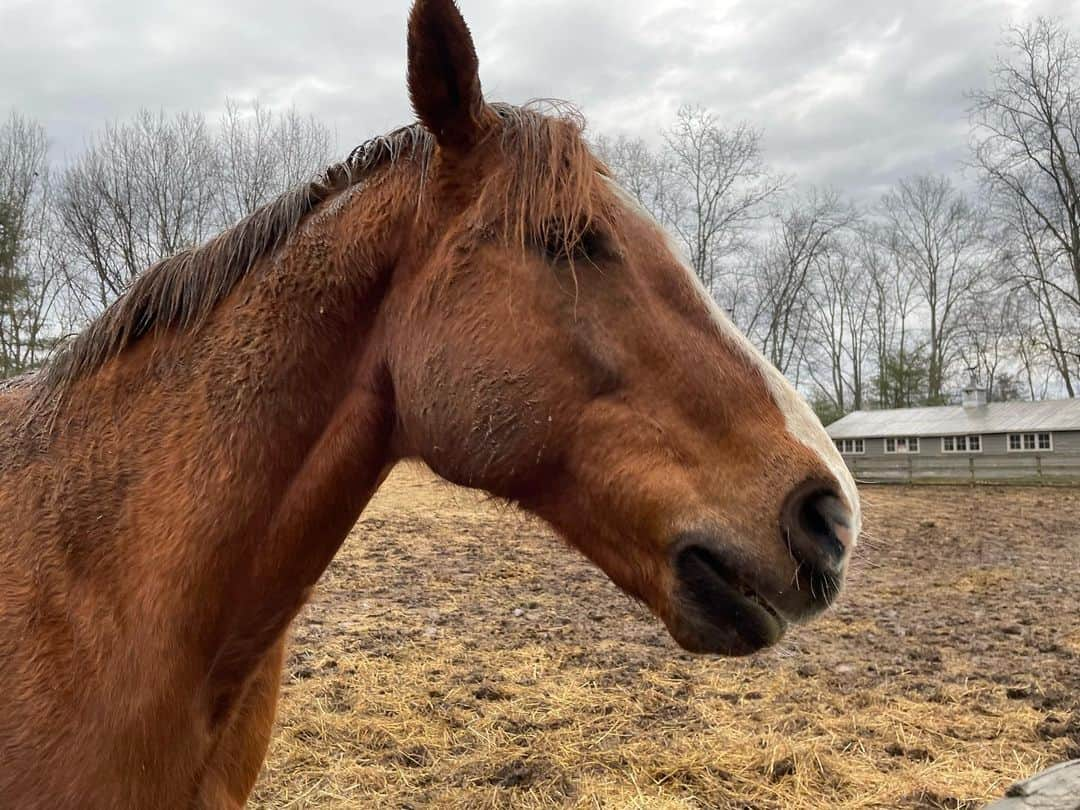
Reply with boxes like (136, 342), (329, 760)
(407, 0), (488, 153)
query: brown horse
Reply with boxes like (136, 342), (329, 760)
(0, 1), (860, 807)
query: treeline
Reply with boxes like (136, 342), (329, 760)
(2, 19), (1078, 419)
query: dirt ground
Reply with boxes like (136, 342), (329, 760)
(251, 466), (1080, 809)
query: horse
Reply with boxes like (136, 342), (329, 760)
(0, 1), (860, 806)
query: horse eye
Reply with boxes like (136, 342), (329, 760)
(537, 226), (609, 265)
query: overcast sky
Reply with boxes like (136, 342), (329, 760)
(3, 0), (1080, 203)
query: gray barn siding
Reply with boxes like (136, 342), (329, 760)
(838, 431), (1080, 483)
(1055, 431), (1080, 453)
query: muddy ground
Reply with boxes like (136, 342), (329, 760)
(251, 467), (1080, 809)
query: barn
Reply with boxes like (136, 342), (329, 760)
(826, 380), (1080, 483)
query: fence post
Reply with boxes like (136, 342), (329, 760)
(969, 456), (975, 484)
(907, 456), (913, 485)
(1037, 454), (1043, 483)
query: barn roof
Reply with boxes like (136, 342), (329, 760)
(826, 398), (1080, 439)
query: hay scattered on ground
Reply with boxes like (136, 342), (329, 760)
(251, 467), (1080, 809)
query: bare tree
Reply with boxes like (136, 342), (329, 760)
(750, 187), (857, 377)
(995, 196), (1078, 395)
(806, 234), (874, 413)
(214, 100), (334, 222)
(0, 112), (63, 376)
(663, 106), (784, 293)
(957, 286), (1024, 401)
(853, 224), (923, 408)
(880, 174), (985, 403)
(58, 109), (218, 312)
(970, 17), (1080, 396)
(1008, 292), (1057, 399)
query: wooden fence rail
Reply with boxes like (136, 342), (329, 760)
(844, 454), (1080, 485)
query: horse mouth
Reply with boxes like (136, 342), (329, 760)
(670, 542), (787, 656)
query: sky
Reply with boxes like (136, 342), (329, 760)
(3, 0), (1080, 204)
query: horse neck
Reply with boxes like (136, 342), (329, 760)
(55, 172), (414, 701)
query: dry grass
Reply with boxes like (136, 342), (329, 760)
(251, 467), (1079, 809)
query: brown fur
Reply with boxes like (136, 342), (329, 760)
(0, 1), (854, 807)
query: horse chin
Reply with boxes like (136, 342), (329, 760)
(664, 542), (789, 657)
(665, 606), (786, 657)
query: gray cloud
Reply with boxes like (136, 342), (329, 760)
(3, 0), (1080, 202)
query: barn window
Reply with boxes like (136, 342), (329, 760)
(942, 435), (982, 453)
(1009, 433), (1052, 452)
(885, 437), (920, 454)
(834, 439), (865, 455)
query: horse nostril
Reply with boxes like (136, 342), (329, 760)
(783, 488), (851, 575)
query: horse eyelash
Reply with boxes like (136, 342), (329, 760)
(536, 225), (608, 265)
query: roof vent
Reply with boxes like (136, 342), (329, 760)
(963, 370), (988, 410)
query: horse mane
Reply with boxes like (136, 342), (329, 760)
(35, 102), (611, 402)
(37, 124), (433, 399)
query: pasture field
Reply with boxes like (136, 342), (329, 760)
(252, 467), (1080, 809)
